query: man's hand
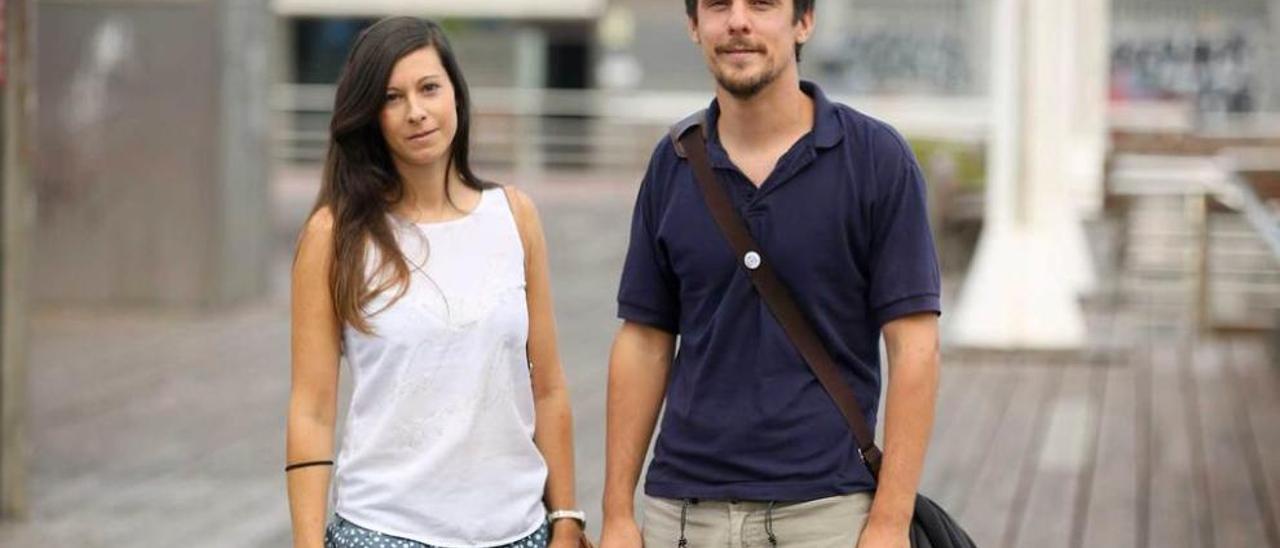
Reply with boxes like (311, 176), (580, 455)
(599, 515), (643, 548)
(855, 518), (910, 548)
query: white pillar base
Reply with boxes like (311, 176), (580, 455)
(949, 220), (1088, 350)
(1054, 203), (1098, 297)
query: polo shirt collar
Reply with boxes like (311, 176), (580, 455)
(705, 80), (844, 157)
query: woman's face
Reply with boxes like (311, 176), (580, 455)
(379, 46), (458, 169)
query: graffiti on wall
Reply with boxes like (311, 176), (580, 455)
(812, 29), (973, 94)
(1110, 32), (1259, 112)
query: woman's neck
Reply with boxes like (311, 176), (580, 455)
(392, 159), (476, 222)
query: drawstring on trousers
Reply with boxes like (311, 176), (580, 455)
(765, 501), (778, 547)
(673, 498), (780, 547)
(678, 499), (690, 548)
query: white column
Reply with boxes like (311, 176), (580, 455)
(968, 0), (994, 95)
(513, 27), (546, 182)
(810, 0), (852, 56)
(1071, 0), (1110, 217)
(949, 0), (1108, 350)
(1061, 0), (1111, 297)
(1269, 0), (1280, 110)
(1049, 0), (1106, 297)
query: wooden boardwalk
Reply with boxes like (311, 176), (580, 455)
(1, 172), (1278, 546)
(922, 333), (1279, 548)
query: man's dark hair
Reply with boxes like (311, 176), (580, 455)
(683, 0), (816, 61)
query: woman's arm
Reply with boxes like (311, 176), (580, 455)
(286, 207), (343, 548)
(507, 187), (582, 546)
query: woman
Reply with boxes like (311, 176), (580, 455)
(286, 17), (582, 548)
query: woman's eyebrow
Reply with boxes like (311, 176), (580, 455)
(386, 74), (443, 92)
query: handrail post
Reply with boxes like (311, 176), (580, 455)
(1192, 191), (1212, 334)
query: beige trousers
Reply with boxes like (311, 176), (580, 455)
(641, 492), (873, 548)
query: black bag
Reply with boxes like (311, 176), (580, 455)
(671, 113), (978, 548)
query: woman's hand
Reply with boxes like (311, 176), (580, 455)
(550, 519), (586, 548)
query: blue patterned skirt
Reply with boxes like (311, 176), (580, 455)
(325, 514), (549, 548)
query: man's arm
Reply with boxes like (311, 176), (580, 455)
(858, 312), (940, 548)
(600, 321), (675, 548)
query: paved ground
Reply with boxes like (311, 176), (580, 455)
(1, 165), (1277, 547)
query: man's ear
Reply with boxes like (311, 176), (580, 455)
(688, 15), (701, 45)
(795, 9), (815, 45)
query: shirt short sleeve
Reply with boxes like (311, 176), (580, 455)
(617, 143), (681, 333)
(867, 128), (943, 326)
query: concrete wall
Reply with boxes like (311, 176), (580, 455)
(35, 0), (271, 307)
(216, 0), (273, 304)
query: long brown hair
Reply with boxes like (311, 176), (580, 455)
(310, 17), (494, 334)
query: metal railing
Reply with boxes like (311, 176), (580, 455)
(270, 83), (990, 170)
(272, 84), (687, 170)
(1110, 152), (1280, 333)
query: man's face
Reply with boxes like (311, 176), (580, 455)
(689, 0), (813, 99)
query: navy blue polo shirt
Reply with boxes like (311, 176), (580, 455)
(616, 81), (941, 501)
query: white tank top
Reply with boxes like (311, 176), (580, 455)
(334, 187), (548, 547)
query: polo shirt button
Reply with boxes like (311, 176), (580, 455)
(743, 251), (762, 270)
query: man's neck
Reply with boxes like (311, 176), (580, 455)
(715, 75), (814, 150)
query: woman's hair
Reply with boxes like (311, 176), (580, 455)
(309, 16), (494, 334)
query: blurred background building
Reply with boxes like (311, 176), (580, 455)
(26, 0), (1279, 311)
(269, 0), (1280, 342)
(34, 0), (273, 309)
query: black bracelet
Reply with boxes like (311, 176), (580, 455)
(285, 460), (334, 472)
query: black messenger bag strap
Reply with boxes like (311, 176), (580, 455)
(674, 114), (979, 548)
(675, 123), (884, 478)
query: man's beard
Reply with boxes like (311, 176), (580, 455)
(712, 56), (784, 100)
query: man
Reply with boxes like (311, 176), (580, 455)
(599, 1), (942, 547)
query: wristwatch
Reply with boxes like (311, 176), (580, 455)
(547, 509), (587, 529)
